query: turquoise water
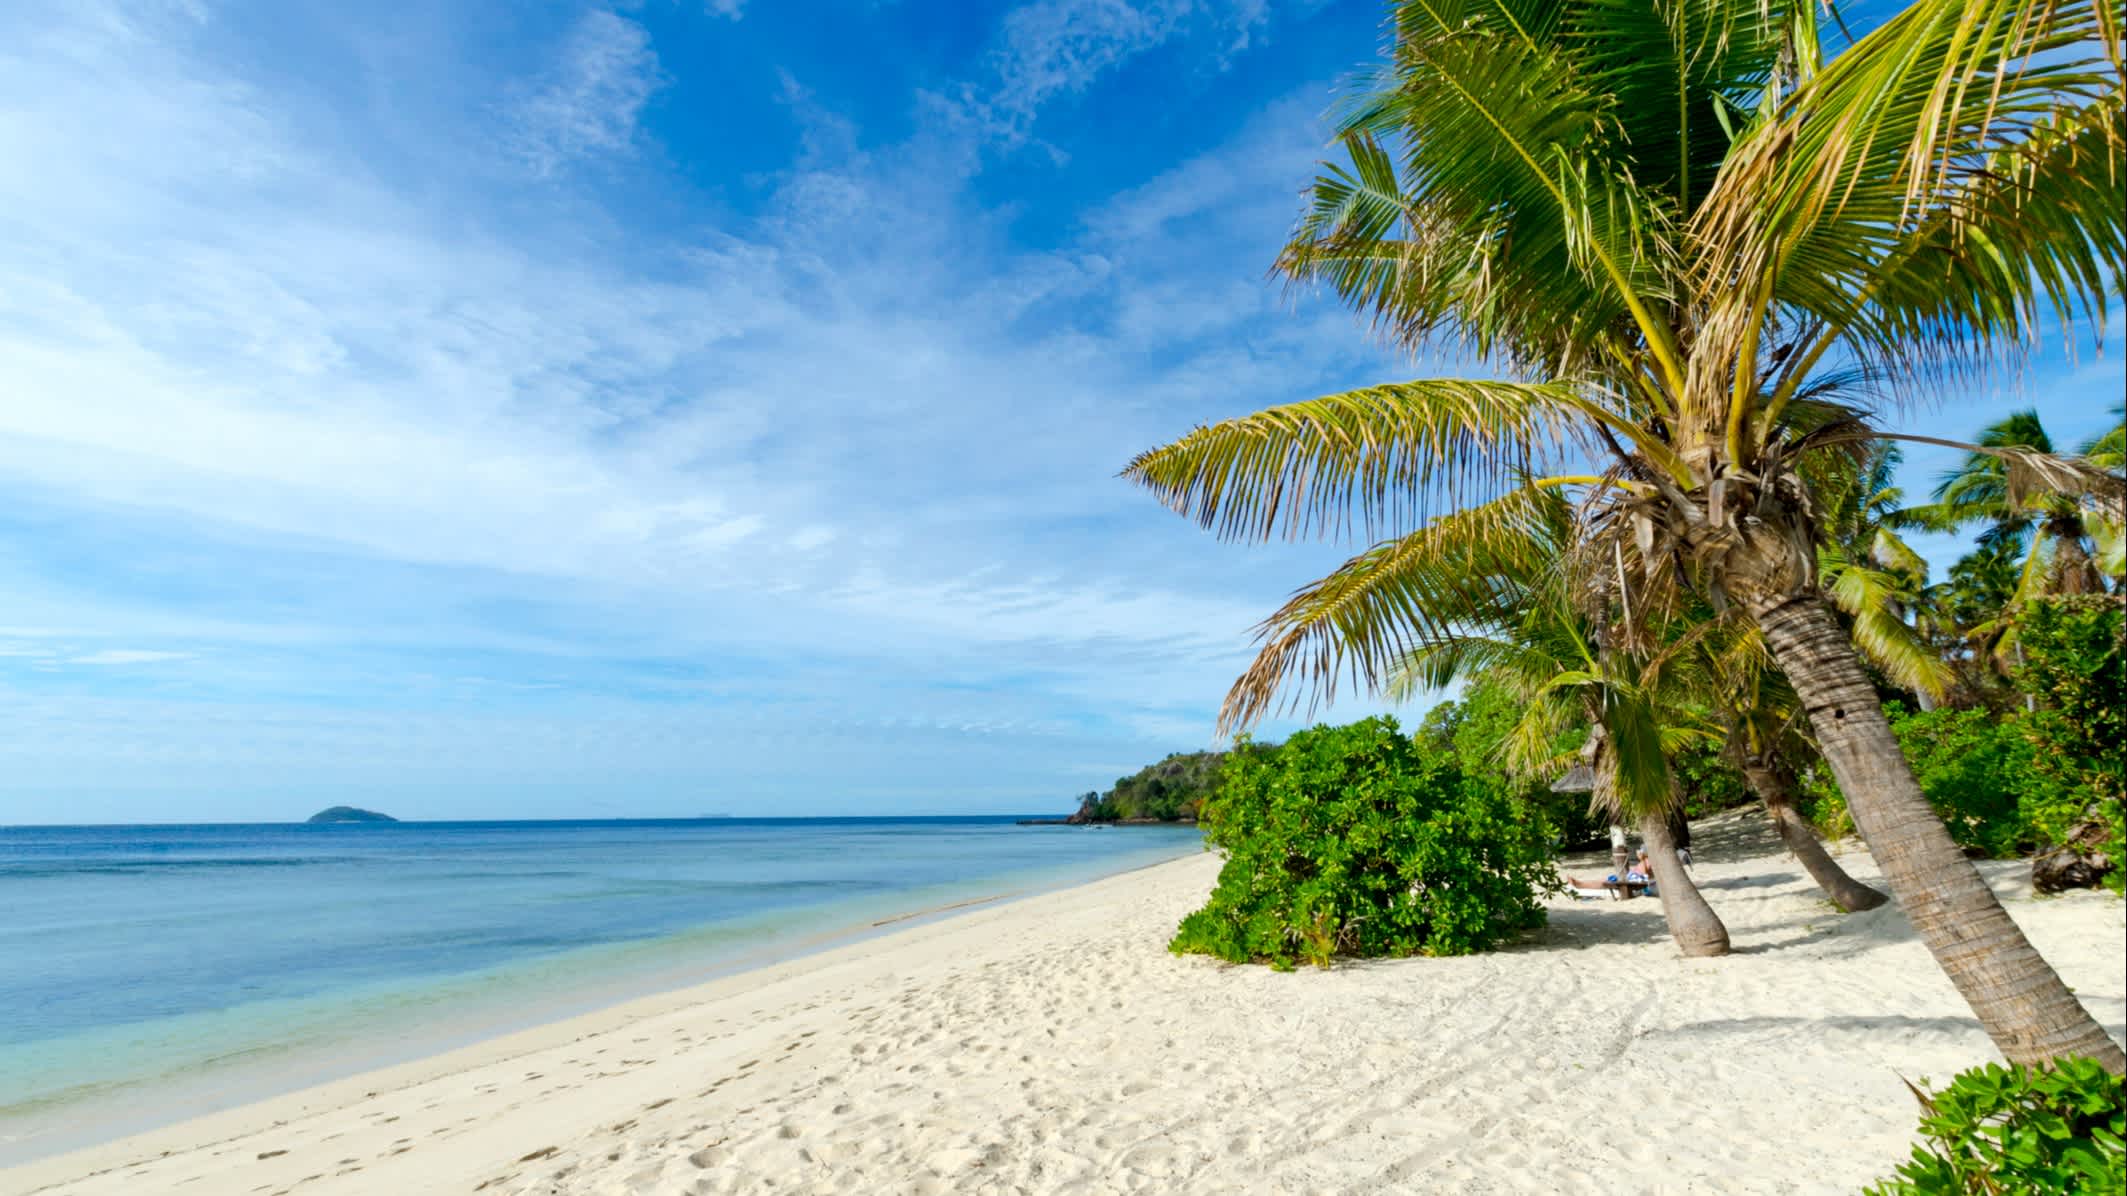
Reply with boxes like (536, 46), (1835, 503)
(0, 817), (1201, 1163)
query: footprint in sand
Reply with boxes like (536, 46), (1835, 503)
(688, 1144), (728, 1168)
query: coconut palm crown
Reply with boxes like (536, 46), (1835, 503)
(1124, 0), (2125, 1070)
(1912, 409), (2124, 613)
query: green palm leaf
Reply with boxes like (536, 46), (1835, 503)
(1215, 486), (1572, 731)
(1292, 1), (1690, 385)
(1696, 0), (2122, 406)
(1121, 380), (1595, 543)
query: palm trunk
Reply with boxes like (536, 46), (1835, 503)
(1638, 811), (1729, 957)
(1742, 757), (1889, 912)
(1665, 805), (1692, 852)
(1746, 586), (2125, 1071)
(2047, 520), (2098, 596)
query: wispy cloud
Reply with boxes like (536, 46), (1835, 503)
(935, 0), (1273, 144)
(71, 649), (195, 666)
(507, 9), (666, 177)
(0, 0), (1405, 819)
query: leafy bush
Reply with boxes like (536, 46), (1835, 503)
(2014, 598), (2126, 891)
(1428, 682), (1605, 849)
(1668, 736), (1751, 820)
(1887, 705), (2034, 858)
(1170, 716), (1560, 969)
(1801, 703), (2033, 857)
(1865, 1058), (2126, 1196)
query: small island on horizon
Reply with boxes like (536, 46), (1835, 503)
(306, 806), (399, 824)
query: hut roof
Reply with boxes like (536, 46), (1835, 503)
(1550, 764), (1596, 793)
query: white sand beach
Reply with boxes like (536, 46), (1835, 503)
(9, 813), (2123, 1196)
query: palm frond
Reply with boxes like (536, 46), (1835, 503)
(1122, 379), (1593, 544)
(1285, 3), (1689, 385)
(1694, 0), (2123, 406)
(1820, 548), (1953, 698)
(1592, 684), (1678, 819)
(1215, 486), (1573, 731)
(1385, 634), (1557, 703)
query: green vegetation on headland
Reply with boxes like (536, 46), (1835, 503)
(1034, 751), (1229, 824)
(306, 806), (398, 824)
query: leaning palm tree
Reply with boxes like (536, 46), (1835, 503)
(1127, 0), (2124, 1069)
(1698, 632), (1891, 912)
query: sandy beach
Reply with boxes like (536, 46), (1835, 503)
(9, 813), (2122, 1196)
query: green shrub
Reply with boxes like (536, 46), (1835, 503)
(1669, 736), (1751, 820)
(1865, 1058), (2126, 1196)
(1429, 682), (1605, 849)
(2014, 598), (2126, 891)
(1170, 716), (1560, 970)
(1887, 704), (2034, 857)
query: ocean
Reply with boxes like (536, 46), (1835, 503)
(0, 816), (1202, 1164)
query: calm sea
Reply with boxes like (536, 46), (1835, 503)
(0, 816), (1200, 1163)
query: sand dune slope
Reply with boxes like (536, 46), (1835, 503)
(12, 812), (2123, 1195)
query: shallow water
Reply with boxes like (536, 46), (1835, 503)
(0, 816), (1200, 1162)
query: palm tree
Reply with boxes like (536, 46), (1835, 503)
(1915, 539), (2026, 702)
(1382, 492), (1732, 954)
(1911, 410), (2120, 612)
(1701, 638), (1891, 912)
(1127, 0), (2124, 1069)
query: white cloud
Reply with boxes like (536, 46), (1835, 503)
(788, 525), (838, 552)
(0, 0), (1414, 819)
(508, 9), (665, 177)
(707, 0), (746, 17)
(71, 649), (195, 666)
(939, 0), (1273, 143)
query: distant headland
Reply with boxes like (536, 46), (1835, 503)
(306, 806), (398, 824)
(1017, 750), (1223, 826)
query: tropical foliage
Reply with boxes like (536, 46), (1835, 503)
(1865, 1058), (2127, 1196)
(1420, 681), (1604, 848)
(1803, 704), (2035, 857)
(2012, 598), (2126, 891)
(1171, 717), (1558, 969)
(1910, 414), (2123, 632)
(1801, 598), (2124, 889)
(1125, 0), (2126, 1069)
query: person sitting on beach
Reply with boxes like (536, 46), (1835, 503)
(1561, 856), (1652, 891)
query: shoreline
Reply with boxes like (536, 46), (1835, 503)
(2, 852), (1224, 1196)
(8, 813), (2123, 1195)
(0, 837), (1203, 1170)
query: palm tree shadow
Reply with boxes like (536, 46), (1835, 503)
(1685, 811), (1788, 859)
(1661, 1013), (1986, 1039)
(1692, 873), (1792, 892)
(1514, 903), (1679, 950)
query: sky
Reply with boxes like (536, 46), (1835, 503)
(0, 0), (2117, 823)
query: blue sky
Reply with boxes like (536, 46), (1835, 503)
(0, 0), (2116, 823)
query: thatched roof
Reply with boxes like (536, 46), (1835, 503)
(1550, 764), (1596, 793)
